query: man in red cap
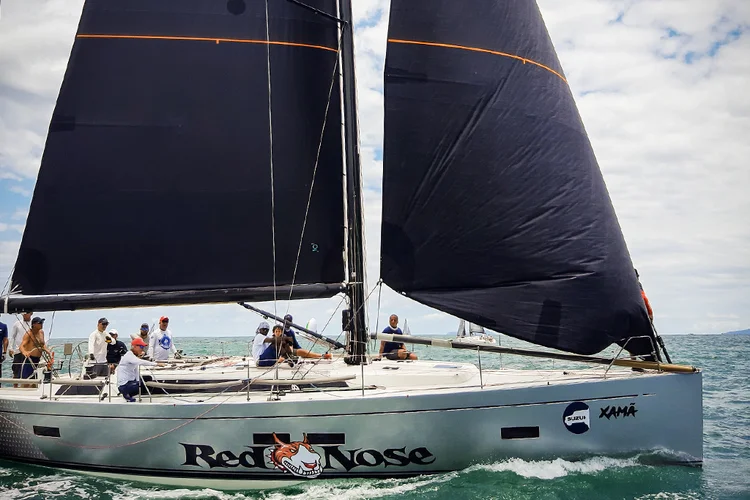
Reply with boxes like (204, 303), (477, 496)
(149, 316), (181, 361)
(115, 337), (165, 402)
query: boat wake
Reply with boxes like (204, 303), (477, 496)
(466, 456), (641, 479)
(6, 475), (94, 500)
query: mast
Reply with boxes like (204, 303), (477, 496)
(339, 0), (367, 365)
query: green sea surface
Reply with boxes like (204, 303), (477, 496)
(1, 334), (748, 499)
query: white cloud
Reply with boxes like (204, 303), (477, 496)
(8, 185), (31, 197)
(0, 0), (748, 342)
(11, 209), (27, 220)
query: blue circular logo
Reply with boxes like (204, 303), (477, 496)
(562, 402), (590, 434)
(159, 335), (172, 350)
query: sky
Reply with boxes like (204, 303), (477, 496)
(0, 0), (748, 341)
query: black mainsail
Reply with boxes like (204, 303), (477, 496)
(10, 0), (346, 306)
(382, 0), (656, 356)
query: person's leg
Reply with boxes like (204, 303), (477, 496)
(396, 349), (417, 360)
(12, 353), (24, 386)
(257, 346), (280, 367)
(293, 349), (331, 360)
(118, 380), (140, 401)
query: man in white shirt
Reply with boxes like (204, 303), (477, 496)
(88, 317), (112, 377)
(252, 321), (273, 362)
(116, 337), (165, 402)
(8, 311), (33, 383)
(149, 316), (179, 361)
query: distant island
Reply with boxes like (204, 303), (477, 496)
(722, 328), (750, 335)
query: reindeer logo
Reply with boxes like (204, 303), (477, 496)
(270, 433), (323, 478)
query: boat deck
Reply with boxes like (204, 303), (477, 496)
(0, 358), (654, 405)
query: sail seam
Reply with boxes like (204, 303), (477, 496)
(387, 39), (567, 83)
(76, 34), (338, 52)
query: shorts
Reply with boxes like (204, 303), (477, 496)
(12, 352), (25, 378)
(21, 356), (41, 379)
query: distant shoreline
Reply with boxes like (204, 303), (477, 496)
(722, 328), (750, 335)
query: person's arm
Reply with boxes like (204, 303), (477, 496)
(148, 333), (156, 357)
(377, 340), (386, 359)
(8, 324), (18, 356)
(134, 357), (158, 367)
(87, 332), (96, 360)
(42, 338), (52, 356)
(170, 336), (177, 354)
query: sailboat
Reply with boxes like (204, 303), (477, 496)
(455, 319), (497, 346)
(0, 0), (702, 489)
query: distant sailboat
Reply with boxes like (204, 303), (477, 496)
(455, 319), (497, 346)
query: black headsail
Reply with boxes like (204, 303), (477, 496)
(9, 0), (347, 311)
(382, 0), (656, 356)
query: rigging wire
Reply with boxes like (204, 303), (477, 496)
(1, 265), (14, 297)
(264, 0), (278, 318)
(286, 32), (343, 306)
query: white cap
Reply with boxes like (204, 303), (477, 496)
(109, 329), (119, 336)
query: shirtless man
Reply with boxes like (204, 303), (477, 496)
(18, 317), (52, 388)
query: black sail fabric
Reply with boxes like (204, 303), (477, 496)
(382, 0), (654, 355)
(13, 0), (345, 295)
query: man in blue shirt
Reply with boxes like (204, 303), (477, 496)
(283, 314), (302, 350)
(378, 314), (417, 360)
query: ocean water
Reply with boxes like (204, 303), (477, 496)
(1, 334), (748, 500)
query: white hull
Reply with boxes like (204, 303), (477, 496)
(0, 358), (702, 489)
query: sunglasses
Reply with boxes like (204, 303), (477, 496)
(161, 320), (169, 323)
(101, 322), (109, 326)
(141, 326), (149, 330)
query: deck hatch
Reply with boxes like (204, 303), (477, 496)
(501, 426), (539, 439)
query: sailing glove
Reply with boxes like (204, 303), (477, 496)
(89, 354), (95, 361)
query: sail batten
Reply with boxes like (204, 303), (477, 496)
(13, 0), (346, 298)
(387, 39), (567, 82)
(76, 34), (339, 52)
(382, 0), (654, 356)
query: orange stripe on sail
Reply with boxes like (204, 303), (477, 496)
(77, 34), (338, 53)
(388, 39), (567, 83)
